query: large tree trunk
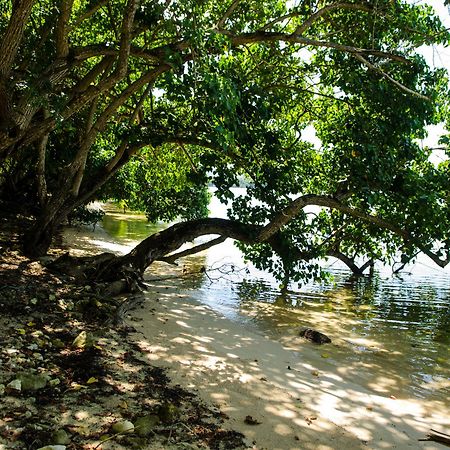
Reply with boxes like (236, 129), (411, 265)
(22, 191), (76, 257)
(45, 193), (447, 287)
(88, 218), (258, 281)
(47, 216), (379, 288)
(20, 138), (140, 258)
(0, 0), (36, 131)
(48, 218), (260, 283)
(22, 213), (63, 257)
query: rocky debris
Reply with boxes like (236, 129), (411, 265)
(0, 241), (247, 450)
(71, 330), (95, 349)
(6, 379), (22, 393)
(50, 429), (71, 445)
(299, 328), (332, 344)
(16, 372), (50, 391)
(158, 401), (180, 423)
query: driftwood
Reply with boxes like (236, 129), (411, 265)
(299, 328), (332, 344)
(419, 429), (450, 447)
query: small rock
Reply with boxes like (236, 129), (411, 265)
(0, 383), (5, 395)
(134, 415), (160, 436)
(31, 330), (44, 338)
(38, 256), (54, 265)
(17, 372), (50, 391)
(244, 415), (262, 425)
(51, 338), (65, 349)
(51, 429), (71, 445)
(111, 420), (134, 434)
(6, 379), (22, 393)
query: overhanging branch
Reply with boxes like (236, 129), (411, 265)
(257, 194), (449, 267)
(158, 236), (227, 264)
(217, 0), (243, 29)
(228, 32), (412, 64)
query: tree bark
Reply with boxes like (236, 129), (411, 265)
(0, 0), (36, 129)
(55, 0), (74, 59)
(90, 218), (258, 281)
(22, 214), (62, 258)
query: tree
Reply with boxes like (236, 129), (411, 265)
(0, 0), (449, 284)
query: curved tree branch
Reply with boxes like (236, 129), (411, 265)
(327, 249), (369, 275)
(217, 0), (243, 29)
(257, 194), (449, 267)
(352, 53), (429, 100)
(258, 194), (403, 242)
(227, 32), (412, 64)
(260, 2), (373, 34)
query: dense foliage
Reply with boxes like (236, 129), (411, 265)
(0, 0), (449, 282)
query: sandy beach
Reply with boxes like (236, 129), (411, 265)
(62, 224), (449, 449)
(125, 276), (448, 450)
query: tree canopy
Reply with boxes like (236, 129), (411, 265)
(0, 0), (449, 284)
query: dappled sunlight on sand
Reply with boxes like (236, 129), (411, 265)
(61, 217), (449, 449)
(63, 225), (134, 256)
(127, 279), (449, 450)
(235, 296), (450, 406)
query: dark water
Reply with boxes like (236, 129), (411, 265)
(101, 202), (450, 404)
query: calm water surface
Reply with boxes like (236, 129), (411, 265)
(101, 199), (450, 405)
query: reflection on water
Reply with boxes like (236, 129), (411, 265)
(101, 204), (163, 243)
(234, 272), (449, 400)
(102, 205), (449, 405)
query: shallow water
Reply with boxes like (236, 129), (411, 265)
(101, 202), (450, 406)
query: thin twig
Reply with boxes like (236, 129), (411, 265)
(353, 53), (429, 101)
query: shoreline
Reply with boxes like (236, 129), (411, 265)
(62, 224), (449, 449)
(127, 277), (448, 450)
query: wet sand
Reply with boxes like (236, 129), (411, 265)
(128, 277), (448, 450)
